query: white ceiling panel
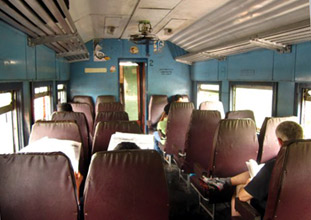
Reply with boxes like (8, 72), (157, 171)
(157, 19), (188, 40)
(139, 0), (181, 10)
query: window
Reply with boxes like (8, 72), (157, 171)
(57, 83), (67, 104)
(299, 88), (311, 138)
(197, 83), (220, 108)
(0, 91), (19, 153)
(33, 85), (52, 121)
(231, 83), (275, 129)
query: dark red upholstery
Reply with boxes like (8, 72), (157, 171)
(225, 110), (255, 122)
(95, 95), (116, 114)
(92, 121), (142, 154)
(211, 119), (259, 177)
(264, 139), (311, 220)
(199, 100), (225, 119)
(0, 153), (79, 220)
(179, 110), (221, 173)
(84, 150), (169, 220)
(72, 95), (94, 116)
(51, 111), (90, 162)
(71, 102), (94, 138)
(94, 111), (129, 131)
(147, 95), (168, 133)
(258, 116), (297, 163)
(96, 102), (124, 113)
(161, 102), (194, 156)
(29, 120), (86, 175)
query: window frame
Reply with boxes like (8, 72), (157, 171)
(56, 81), (68, 104)
(195, 81), (222, 108)
(294, 83), (311, 124)
(229, 81), (277, 126)
(32, 81), (53, 123)
(0, 82), (24, 151)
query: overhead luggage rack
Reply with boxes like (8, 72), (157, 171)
(0, 0), (89, 63)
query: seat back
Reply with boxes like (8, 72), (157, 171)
(84, 150), (169, 220)
(147, 95), (168, 133)
(71, 102), (94, 137)
(211, 119), (259, 177)
(164, 102), (194, 156)
(181, 94), (190, 102)
(199, 101), (225, 119)
(72, 95), (94, 116)
(0, 153), (79, 220)
(264, 140), (311, 220)
(225, 110), (255, 122)
(95, 95), (116, 114)
(258, 116), (297, 163)
(92, 121), (142, 154)
(51, 111), (90, 161)
(29, 120), (86, 175)
(182, 110), (221, 173)
(96, 102), (124, 113)
(94, 111), (129, 131)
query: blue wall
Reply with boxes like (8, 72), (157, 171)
(69, 39), (192, 104)
(0, 21), (70, 144)
(191, 43), (311, 116)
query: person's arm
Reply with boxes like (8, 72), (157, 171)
(74, 172), (83, 200)
(238, 178), (253, 202)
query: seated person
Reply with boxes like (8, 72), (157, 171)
(57, 103), (73, 112)
(202, 121), (303, 217)
(114, 142), (140, 150)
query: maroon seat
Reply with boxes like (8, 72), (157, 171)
(178, 110), (221, 173)
(257, 116), (297, 163)
(147, 95), (168, 134)
(29, 120), (86, 176)
(92, 121), (142, 154)
(72, 95), (94, 116)
(95, 95), (116, 114)
(160, 102), (194, 157)
(84, 150), (169, 220)
(225, 110), (255, 123)
(190, 119), (259, 214)
(0, 152), (79, 220)
(236, 139), (311, 220)
(199, 101), (225, 119)
(94, 111), (129, 132)
(71, 102), (94, 139)
(51, 111), (90, 163)
(96, 102), (124, 114)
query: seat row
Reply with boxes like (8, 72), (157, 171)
(0, 150), (169, 220)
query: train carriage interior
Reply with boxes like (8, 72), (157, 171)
(1, 0), (311, 219)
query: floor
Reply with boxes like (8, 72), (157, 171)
(165, 163), (232, 220)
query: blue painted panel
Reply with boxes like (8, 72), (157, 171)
(221, 80), (229, 113)
(191, 60), (218, 81)
(277, 82), (295, 116)
(26, 46), (36, 80)
(295, 42), (311, 82)
(0, 21), (27, 80)
(228, 50), (274, 81)
(57, 58), (70, 80)
(273, 47), (295, 81)
(218, 60), (228, 80)
(36, 45), (56, 80)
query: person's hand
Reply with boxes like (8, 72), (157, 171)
(74, 172), (83, 191)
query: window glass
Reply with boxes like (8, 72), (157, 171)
(301, 88), (311, 138)
(232, 84), (274, 129)
(33, 86), (51, 121)
(197, 83), (220, 108)
(0, 91), (19, 153)
(57, 83), (67, 104)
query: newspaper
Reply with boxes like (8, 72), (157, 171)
(20, 137), (81, 173)
(246, 159), (265, 179)
(108, 132), (154, 151)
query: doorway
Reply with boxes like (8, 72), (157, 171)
(119, 60), (147, 132)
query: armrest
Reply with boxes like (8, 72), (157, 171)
(235, 197), (261, 220)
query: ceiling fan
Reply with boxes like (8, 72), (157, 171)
(129, 20), (159, 56)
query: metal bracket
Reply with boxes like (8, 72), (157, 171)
(28, 33), (79, 47)
(249, 38), (292, 53)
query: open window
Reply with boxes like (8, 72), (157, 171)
(231, 82), (276, 129)
(33, 83), (52, 121)
(196, 83), (220, 109)
(57, 83), (67, 104)
(0, 89), (21, 153)
(295, 84), (311, 138)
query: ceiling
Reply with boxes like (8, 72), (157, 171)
(1, 0), (310, 63)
